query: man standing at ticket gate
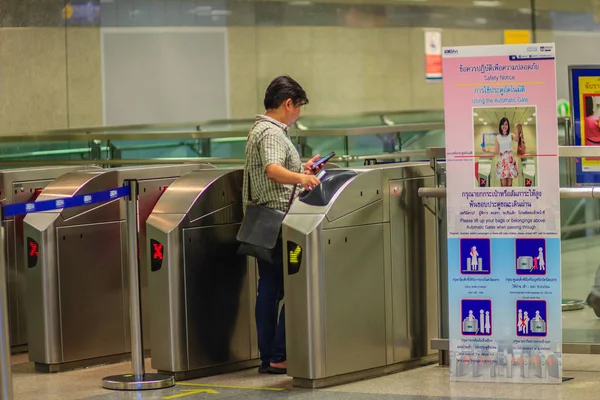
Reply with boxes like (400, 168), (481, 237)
(241, 76), (321, 375)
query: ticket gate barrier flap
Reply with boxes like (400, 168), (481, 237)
(0, 166), (89, 352)
(23, 164), (209, 372)
(283, 163), (438, 388)
(147, 168), (259, 379)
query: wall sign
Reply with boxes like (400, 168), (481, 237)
(568, 65), (600, 184)
(425, 29), (443, 82)
(504, 30), (531, 45)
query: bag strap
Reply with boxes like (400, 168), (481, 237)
(285, 185), (298, 213)
(246, 119), (298, 208)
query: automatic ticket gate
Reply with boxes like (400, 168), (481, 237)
(147, 168), (259, 379)
(23, 164), (209, 372)
(0, 166), (86, 352)
(282, 163), (439, 388)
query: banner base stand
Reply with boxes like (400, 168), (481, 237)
(562, 299), (585, 311)
(102, 373), (175, 391)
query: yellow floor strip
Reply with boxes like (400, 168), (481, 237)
(163, 389), (219, 399)
(177, 382), (285, 391)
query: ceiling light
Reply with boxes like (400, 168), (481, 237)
(473, 112), (478, 116)
(527, 117), (532, 121)
(479, 118), (484, 122)
(524, 122), (529, 125)
(475, 18), (488, 24)
(211, 10), (231, 16)
(532, 112), (537, 116)
(483, 122), (488, 125)
(188, 6), (211, 15)
(473, 0), (501, 7)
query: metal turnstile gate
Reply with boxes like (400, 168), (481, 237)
(0, 166), (88, 352)
(147, 168), (259, 379)
(23, 164), (209, 372)
(282, 163), (439, 388)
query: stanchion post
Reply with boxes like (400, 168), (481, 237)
(102, 180), (174, 391)
(0, 206), (13, 400)
(126, 179), (144, 378)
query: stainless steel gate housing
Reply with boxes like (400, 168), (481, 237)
(23, 164), (209, 372)
(146, 168), (259, 380)
(282, 163), (438, 388)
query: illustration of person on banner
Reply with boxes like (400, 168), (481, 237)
(483, 117), (519, 187)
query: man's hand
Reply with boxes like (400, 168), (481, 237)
(300, 174), (320, 191)
(304, 154), (321, 175)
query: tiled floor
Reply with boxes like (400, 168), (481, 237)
(7, 353), (600, 400)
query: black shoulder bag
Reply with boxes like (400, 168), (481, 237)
(236, 122), (298, 265)
(237, 175), (297, 265)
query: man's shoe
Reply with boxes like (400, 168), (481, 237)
(267, 366), (287, 374)
(258, 364), (270, 374)
(268, 361), (287, 374)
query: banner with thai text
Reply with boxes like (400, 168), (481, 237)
(443, 43), (562, 384)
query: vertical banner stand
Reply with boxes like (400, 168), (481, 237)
(0, 207), (13, 400)
(442, 43), (562, 384)
(102, 180), (175, 390)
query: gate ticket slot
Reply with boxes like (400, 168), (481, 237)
(299, 170), (357, 207)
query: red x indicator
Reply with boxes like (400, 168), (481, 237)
(153, 243), (163, 260)
(150, 239), (164, 272)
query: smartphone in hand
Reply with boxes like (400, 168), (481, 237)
(311, 152), (335, 172)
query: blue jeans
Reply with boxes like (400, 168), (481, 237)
(256, 257), (286, 366)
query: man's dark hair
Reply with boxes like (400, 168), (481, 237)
(263, 76), (309, 110)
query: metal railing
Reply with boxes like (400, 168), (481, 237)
(0, 150), (428, 168)
(0, 122), (445, 143)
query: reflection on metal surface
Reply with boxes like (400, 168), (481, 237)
(101, 374), (175, 391)
(283, 162), (438, 388)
